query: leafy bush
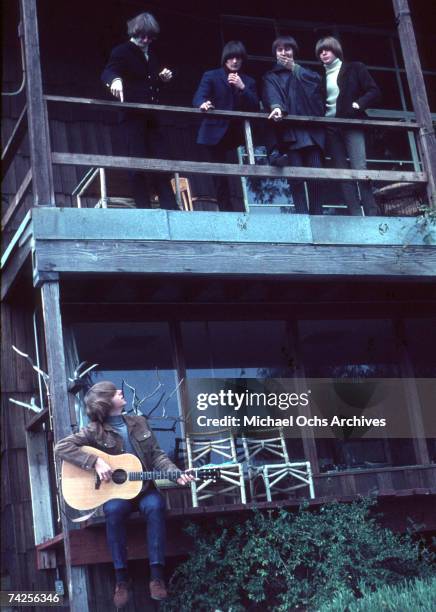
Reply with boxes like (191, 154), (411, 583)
(319, 575), (436, 612)
(162, 499), (434, 612)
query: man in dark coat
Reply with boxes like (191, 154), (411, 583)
(316, 36), (381, 215)
(193, 41), (259, 211)
(55, 381), (194, 607)
(101, 12), (177, 210)
(263, 36), (325, 214)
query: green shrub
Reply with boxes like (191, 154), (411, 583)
(162, 499), (434, 612)
(319, 575), (436, 612)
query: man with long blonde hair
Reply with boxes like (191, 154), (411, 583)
(101, 12), (177, 210)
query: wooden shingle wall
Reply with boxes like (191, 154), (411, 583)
(1, 302), (56, 592)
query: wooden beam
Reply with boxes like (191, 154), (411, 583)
(392, 0), (436, 206)
(286, 321), (320, 474)
(33, 239), (436, 279)
(394, 319), (430, 465)
(34, 483), (436, 567)
(1, 210), (31, 268)
(1, 105), (28, 180)
(25, 407), (49, 431)
(61, 301), (436, 324)
(40, 281), (89, 611)
(26, 430), (55, 544)
(1, 168), (32, 231)
(0, 240), (31, 302)
(29, 208), (433, 247)
(169, 321), (189, 444)
(44, 95), (420, 131)
(52, 152), (427, 184)
(20, 0), (54, 206)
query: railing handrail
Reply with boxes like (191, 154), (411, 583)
(44, 94), (421, 131)
(52, 152), (427, 184)
(1, 105), (28, 180)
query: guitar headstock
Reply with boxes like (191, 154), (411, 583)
(196, 468), (221, 482)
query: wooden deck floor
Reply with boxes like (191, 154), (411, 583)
(36, 487), (436, 569)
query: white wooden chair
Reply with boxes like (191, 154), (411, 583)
(242, 428), (314, 502)
(185, 432), (246, 507)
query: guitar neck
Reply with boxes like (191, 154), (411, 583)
(129, 469), (196, 481)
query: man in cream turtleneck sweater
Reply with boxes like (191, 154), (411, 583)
(317, 37), (381, 216)
(324, 56), (342, 117)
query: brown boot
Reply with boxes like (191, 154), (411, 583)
(149, 578), (168, 601)
(113, 581), (131, 608)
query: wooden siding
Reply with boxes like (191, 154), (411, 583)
(0, 302), (56, 593)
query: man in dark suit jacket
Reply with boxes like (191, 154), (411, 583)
(316, 36), (381, 215)
(262, 36), (325, 215)
(101, 12), (177, 210)
(193, 41), (259, 211)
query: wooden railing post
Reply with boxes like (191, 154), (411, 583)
(20, 0), (55, 206)
(41, 281), (89, 611)
(243, 120), (255, 165)
(392, 0), (436, 208)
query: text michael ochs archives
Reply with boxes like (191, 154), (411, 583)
(194, 389), (387, 429)
(186, 378), (436, 438)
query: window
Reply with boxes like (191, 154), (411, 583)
(221, 17), (276, 57)
(404, 318), (436, 462)
(181, 320), (295, 378)
(71, 322), (181, 459)
(299, 319), (415, 470)
(239, 146), (294, 213)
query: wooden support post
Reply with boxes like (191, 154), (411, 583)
(169, 321), (188, 444)
(394, 319), (430, 465)
(286, 321), (320, 475)
(19, 0), (55, 206)
(243, 120), (255, 165)
(25, 429), (55, 545)
(392, 0), (436, 207)
(40, 282), (89, 611)
(99, 168), (108, 208)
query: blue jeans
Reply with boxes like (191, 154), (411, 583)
(103, 489), (166, 569)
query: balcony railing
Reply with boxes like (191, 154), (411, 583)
(1, 93), (428, 233)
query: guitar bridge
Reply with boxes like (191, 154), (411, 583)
(95, 474), (101, 490)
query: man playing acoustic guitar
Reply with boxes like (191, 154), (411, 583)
(55, 381), (194, 607)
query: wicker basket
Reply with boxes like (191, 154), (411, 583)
(374, 182), (424, 216)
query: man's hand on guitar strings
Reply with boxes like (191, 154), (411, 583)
(95, 457), (113, 482)
(177, 470), (196, 486)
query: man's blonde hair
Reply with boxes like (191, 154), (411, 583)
(85, 381), (117, 424)
(127, 12), (160, 39)
(315, 36), (344, 61)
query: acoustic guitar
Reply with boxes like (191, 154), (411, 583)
(61, 445), (220, 511)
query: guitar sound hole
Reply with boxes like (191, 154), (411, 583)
(112, 469), (127, 485)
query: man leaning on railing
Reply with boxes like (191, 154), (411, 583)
(193, 41), (259, 212)
(316, 36), (381, 216)
(262, 35), (326, 215)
